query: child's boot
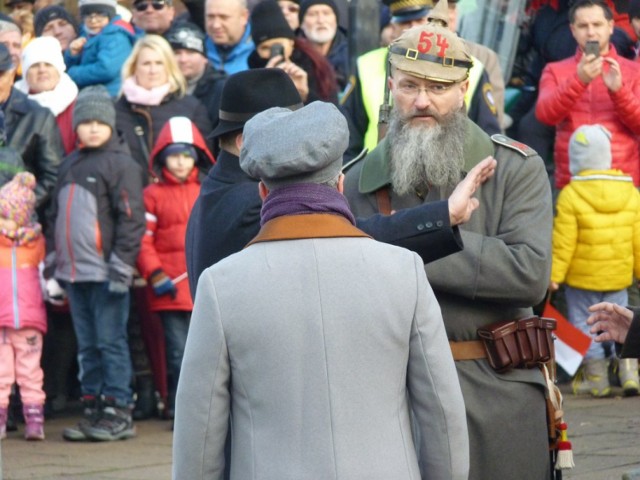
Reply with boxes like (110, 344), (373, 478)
(63, 395), (100, 441)
(0, 406), (7, 439)
(84, 397), (136, 441)
(618, 358), (640, 396)
(584, 358), (611, 397)
(23, 404), (45, 441)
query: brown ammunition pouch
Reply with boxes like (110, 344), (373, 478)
(449, 316), (557, 373)
(477, 316), (556, 372)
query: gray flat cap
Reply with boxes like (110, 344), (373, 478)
(239, 101), (348, 189)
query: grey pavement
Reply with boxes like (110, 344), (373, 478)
(0, 385), (638, 479)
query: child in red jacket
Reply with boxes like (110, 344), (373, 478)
(136, 116), (214, 418)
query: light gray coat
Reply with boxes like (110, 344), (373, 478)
(173, 228), (469, 479)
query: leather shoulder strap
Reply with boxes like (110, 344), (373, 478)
(375, 187), (392, 215)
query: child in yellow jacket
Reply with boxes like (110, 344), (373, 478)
(550, 124), (640, 397)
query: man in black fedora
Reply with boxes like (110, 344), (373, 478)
(185, 68), (497, 295)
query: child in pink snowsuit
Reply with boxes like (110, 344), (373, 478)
(0, 172), (47, 440)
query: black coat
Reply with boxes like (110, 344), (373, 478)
(193, 64), (226, 128)
(185, 149), (462, 296)
(115, 92), (213, 184)
(5, 88), (64, 209)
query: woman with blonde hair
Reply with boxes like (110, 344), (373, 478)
(116, 34), (213, 184)
(115, 34), (212, 421)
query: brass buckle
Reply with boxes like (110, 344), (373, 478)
(405, 48), (419, 61)
(442, 56), (454, 67)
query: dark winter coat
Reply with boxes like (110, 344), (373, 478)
(185, 150), (462, 296)
(45, 134), (145, 285)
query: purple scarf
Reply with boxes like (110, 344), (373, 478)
(260, 183), (356, 226)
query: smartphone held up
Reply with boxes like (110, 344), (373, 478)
(269, 43), (285, 64)
(585, 40), (600, 57)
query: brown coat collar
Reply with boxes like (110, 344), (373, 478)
(246, 214), (370, 247)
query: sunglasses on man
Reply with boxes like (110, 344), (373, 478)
(134, 0), (167, 12)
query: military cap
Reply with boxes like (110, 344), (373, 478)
(383, 0), (433, 23)
(240, 102), (347, 189)
(388, 0), (472, 82)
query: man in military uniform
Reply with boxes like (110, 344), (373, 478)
(341, 0), (500, 161)
(344, 1), (554, 478)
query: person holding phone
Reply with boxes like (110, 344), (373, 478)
(247, 0), (338, 104)
(536, 0), (640, 193)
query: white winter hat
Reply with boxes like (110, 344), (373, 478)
(21, 37), (66, 79)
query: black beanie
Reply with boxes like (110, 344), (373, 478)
(629, 0), (640, 20)
(250, 0), (294, 44)
(298, 0), (339, 24)
(34, 5), (79, 37)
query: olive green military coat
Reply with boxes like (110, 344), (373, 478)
(345, 120), (554, 480)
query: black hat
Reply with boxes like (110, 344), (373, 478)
(250, 0), (294, 45)
(165, 21), (206, 56)
(210, 68), (303, 139)
(0, 43), (13, 71)
(299, 0), (339, 23)
(34, 5), (79, 37)
(629, 0), (640, 20)
(383, 0), (432, 23)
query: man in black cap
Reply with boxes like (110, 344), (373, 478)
(34, 5), (79, 51)
(185, 67), (496, 294)
(0, 42), (63, 217)
(165, 21), (226, 128)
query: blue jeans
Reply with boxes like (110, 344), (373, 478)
(64, 281), (133, 407)
(158, 310), (190, 409)
(565, 286), (626, 360)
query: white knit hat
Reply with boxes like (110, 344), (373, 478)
(21, 37), (65, 77)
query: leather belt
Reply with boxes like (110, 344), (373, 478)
(449, 340), (487, 361)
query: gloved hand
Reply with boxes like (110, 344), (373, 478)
(108, 280), (129, 294)
(45, 278), (67, 306)
(149, 269), (177, 299)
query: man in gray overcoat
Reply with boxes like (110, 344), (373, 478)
(173, 101), (469, 479)
(344, 1), (554, 479)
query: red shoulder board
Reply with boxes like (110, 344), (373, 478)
(490, 134), (537, 158)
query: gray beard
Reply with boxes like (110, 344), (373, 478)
(387, 107), (467, 196)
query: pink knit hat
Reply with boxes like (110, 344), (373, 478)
(0, 172), (37, 228)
